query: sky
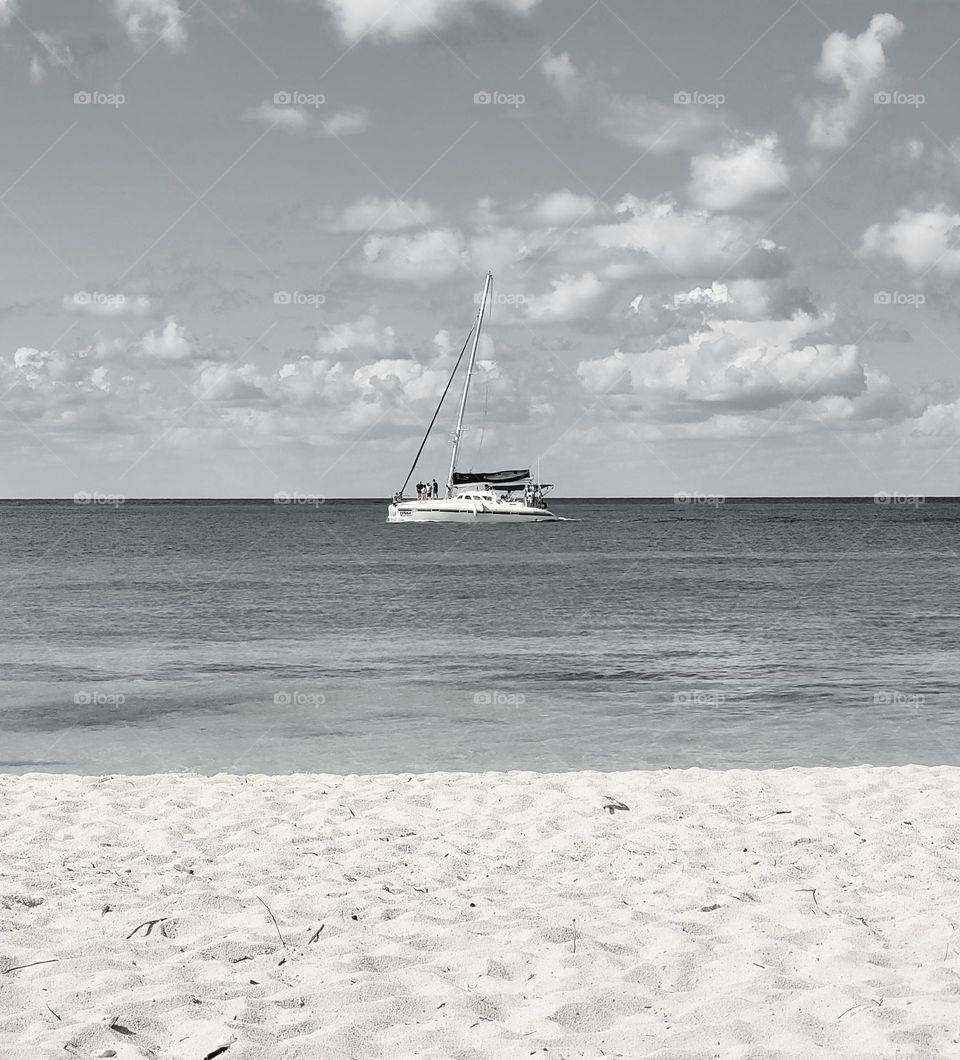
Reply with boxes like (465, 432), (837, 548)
(2, 0), (960, 497)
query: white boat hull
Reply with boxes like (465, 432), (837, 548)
(388, 498), (559, 523)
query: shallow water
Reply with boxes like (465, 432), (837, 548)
(1, 498), (957, 773)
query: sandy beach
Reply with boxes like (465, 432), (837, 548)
(2, 767), (959, 1059)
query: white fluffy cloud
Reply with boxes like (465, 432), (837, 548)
(593, 195), (777, 277)
(351, 191), (782, 290)
(316, 311), (401, 356)
(318, 0), (539, 42)
(361, 229), (469, 282)
(243, 104), (369, 137)
(578, 312), (867, 421)
(63, 292), (153, 318)
(193, 363), (267, 403)
(806, 13), (903, 149)
(860, 205), (960, 276)
(324, 196), (438, 232)
(243, 103), (312, 132)
(688, 135), (789, 212)
(139, 318), (196, 361)
(524, 272), (604, 323)
(321, 107), (370, 137)
(113, 0), (185, 51)
(474, 190), (604, 229)
(0, 0), (18, 27)
(542, 51), (721, 155)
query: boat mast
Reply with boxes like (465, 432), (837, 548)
(447, 270), (492, 495)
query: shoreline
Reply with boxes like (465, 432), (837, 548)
(3, 766), (958, 1058)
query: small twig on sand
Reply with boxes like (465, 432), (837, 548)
(3, 958), (60, 974)
(797, 888), (830, 916)
(308, 925), (325, 944)
(258, 897), (285, 947)
(571, 919), (578, 954)
(46, 1003), (62, 1021)
(125, 918), (170, 940)
(837, 997), (882, 1021)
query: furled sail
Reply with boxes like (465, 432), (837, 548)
(452, 468), (530, 486)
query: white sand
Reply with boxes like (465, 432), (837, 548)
(1, 767), (959, 1059)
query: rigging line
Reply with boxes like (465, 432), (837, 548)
(399, 322), (476, 495)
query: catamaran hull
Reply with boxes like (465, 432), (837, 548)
(388, 501), (559, 523)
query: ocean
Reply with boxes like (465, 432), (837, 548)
(1, 498), (957, 774)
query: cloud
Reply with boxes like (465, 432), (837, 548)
(541, 51), (722, 155)
(0, 1), (18, 28)
(318, 0), (540, 43)
(323, 195), (438, 232)
(346, 190), (787, 294)
(593, 195), (779, 277)
(361, 228), (469, 282)
(0, 344), (150, 441)
(860, 205), (960, 276)
(113, 0), (186, 51)
(243, 103), (370, 137)
(27, 33), (75, 82)
(524, 272), (605, 323)
(63, 291), (153, 317)
(243, 102), (313, 132)
(320, 107), (370, 137)
(139, 318), (196, 361)
(475, 189), (604, 229)
(316, 311), (401, 355)
(578, 311), (868, 421)
(526, 189), (600, 226)
(688, 134), (789, 212)
(193, 362), (268, 403)
(805, 13), (903, 149)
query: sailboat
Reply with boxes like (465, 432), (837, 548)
(387, 271), (561, 524)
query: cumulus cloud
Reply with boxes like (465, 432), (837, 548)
(860, 205), (960, 276)
(594, 195), (778, 277)
(688, 135), (789, 212)
(348, 190), (786, 289)
(316, 311), (401, 355)
(541, 51), (722, 155)
(320, 107), (370, 137)
(475, 189), (604, 229)
(114, 0), (186, 51)
(63, 292), (152, 318)
(139, 318), (196, 361)
(805, 13), (903, 149)
(0, 343), (150, 442)
(578, 312), (867, 419)
(361, 228), (469, 282)
(276, 354), (452, 433)
(524, 272), (604, 323)
(243, 102), (312, 132)
(243, 104), (369, 136)
(318, 0), (539, 43)
(0, 0), (18, 28)
(323, 195), (438, 232)
(193, 363), (268, 403)
(620, 279), (817, 356)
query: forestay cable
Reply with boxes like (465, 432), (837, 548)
(398, 322), (476, 496)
